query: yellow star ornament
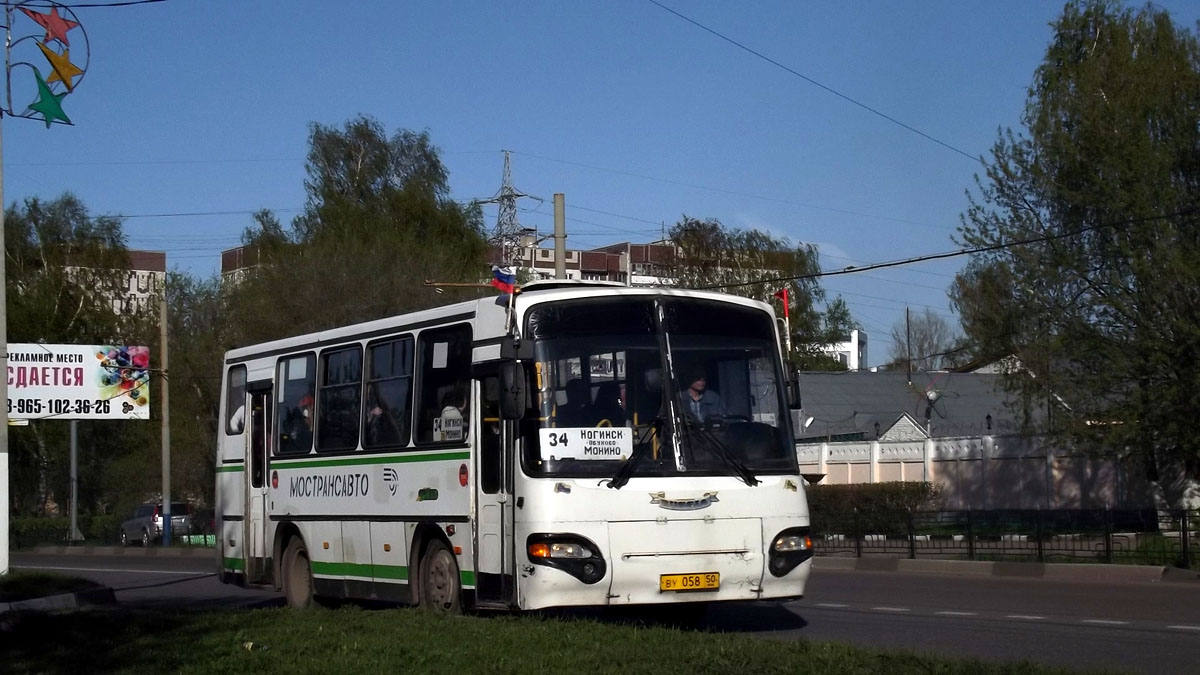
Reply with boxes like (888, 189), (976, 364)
(37, 42), (83, 92)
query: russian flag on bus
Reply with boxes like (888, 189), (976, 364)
(491, 265), (516, 294)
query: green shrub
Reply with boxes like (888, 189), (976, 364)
(84, 514), (122, 545)
(9, 517), (71, 549)
(807, 482), (941, 536)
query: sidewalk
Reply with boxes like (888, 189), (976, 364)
(813, 554), (1200, 584)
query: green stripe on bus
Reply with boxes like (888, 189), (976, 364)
(312, 561), (409, 580)
(217, 465), (244, 473)
(272, 451), (470, 470)
(223, 557), (245, 571)
(310, 561), (475, 589)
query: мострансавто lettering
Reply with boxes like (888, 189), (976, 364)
(288, 473), (369, 498)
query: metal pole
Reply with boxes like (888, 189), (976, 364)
(68, 420), (83, 542)
(0, 95), (9, 576)
(160, 293), (171, 545)
(553, 193), (565, 280)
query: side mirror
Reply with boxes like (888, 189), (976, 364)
(499, 361), (527, 420)
(787, 370), (801, 409)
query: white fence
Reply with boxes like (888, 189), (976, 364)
(797, 435), (1157, 510)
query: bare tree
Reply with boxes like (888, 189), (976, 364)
(888, 308), (958, 372)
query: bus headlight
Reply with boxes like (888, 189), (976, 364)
(527, 534), (606, 584)
(768, 527), (813, 577)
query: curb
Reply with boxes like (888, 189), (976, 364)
(813, 555), (1177, 584)
(0, 586), (116, 615)
(25, 545), (217, 558)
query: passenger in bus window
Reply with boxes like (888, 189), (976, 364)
(557, 378), (592, 427)
(679, 371), (722, 423)
(592, 381), (625, 427)
(365, 384), (400, 446)
(285, 393), (315, 452)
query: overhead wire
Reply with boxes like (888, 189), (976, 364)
(645, 0), (980, 163)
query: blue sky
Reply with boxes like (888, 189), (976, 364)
(3, 1), (1197, 366)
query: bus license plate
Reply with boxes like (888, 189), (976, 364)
(659, 572), (720, 592)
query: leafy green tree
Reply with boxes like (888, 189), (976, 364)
(225, 116), (489, 346)
(4, 194), (159, 517)
(667, 216), (849, 369)
(951, 1), (1200, 501)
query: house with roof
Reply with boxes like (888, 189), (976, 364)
(795, 370), (1154, 510)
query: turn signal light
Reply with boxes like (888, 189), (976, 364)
(529, 542), (551, 558)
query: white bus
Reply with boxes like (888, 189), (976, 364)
(216, 281), (813, 611)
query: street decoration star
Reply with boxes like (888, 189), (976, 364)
(26, 70), (72, 128)
(20, 6), (80, 46)
(37, 42), (83, 91)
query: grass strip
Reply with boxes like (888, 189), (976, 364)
(0, 605), (1083, 675)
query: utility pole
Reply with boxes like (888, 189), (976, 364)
(1, 105), (8, 577)
(905, 306), (912, 386)
(0, 2), (91, 574)
(160, 292), (171, 545)
(553, 193), (566, 280)
(476, 151), (540, 268)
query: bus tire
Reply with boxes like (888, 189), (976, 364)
(283, 538), (316, 609)
(419, 539), (461, 613)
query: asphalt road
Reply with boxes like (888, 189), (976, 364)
(10, 552), (1200, 673)
(9, 550), (281, 610)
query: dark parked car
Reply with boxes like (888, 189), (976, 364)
(119, 502), (193, 546)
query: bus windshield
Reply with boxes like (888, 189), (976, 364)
(521, 296), (797, 482)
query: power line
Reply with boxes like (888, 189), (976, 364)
(699, 209), (1198, 290)
(5, 1), (165, 7)
(646, 0), (980, 162)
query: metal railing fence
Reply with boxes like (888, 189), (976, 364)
(812, 507), (1198, 568)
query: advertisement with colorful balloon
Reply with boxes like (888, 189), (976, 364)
(5, 343), (151, 420)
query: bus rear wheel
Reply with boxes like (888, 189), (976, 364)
(419, 540), (462, 613)
(283, 538), (316, 609)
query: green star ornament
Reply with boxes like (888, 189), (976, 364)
(27, 70), (71, 128)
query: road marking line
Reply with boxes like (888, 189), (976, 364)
(13, 564), (201, 576)
(1081, 619), (1129, 626)
(936, 611), (978, 617)
(872, 606), (911, 612)
(815, 603), (849, 608)
(1006, 615), (1045, 620)
(1167, 625), (1200, 632)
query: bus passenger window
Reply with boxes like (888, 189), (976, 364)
(364, 337), (413, 448)
(277, 354), (316, 455)
(225, 366), (246, 435)
(318, 347), (362, 452)
(416, 324), (472, 445)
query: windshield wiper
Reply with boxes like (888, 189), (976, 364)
(679, 417), (760, 487)
(607, 418), (663, 490)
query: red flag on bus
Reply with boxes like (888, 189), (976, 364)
(773, 288), (789, 319)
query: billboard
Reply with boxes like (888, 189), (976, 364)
(6, 344), (151, 420)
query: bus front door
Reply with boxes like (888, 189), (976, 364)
(244, 388), (272, 584)
(474, 373), (515, 607)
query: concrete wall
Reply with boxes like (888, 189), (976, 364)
(797, 435), (1155, 509)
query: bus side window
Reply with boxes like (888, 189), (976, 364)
(416, 324), (472, 445)
(363, 337), (414, 449)
(317, 346), (362, 452)
(225, 366), (246, 435)
(276, 353), (316, 455)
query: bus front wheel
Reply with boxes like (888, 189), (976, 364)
(419, 539), (462, 613)
(283, 538), (315, 609)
